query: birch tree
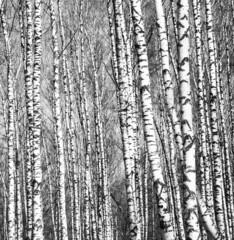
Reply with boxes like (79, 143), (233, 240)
(32, 0), (44, 238)
(25, 1), (34, 237)
(154, 1), (185, 238)
(177, 0), (201, 238)
(129, 0), (175, 239)
(205, 0), (226, 236)
(50, 0), (68, 238)
(112, 0), (140, 238)
(0, 3), (16, 239)
(0, 0), (233, 239)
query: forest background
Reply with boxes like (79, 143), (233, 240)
(0, 0), (233, 240)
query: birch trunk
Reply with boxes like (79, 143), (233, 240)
(43, 135), (57, 240)
(25, 1), (34, 237)
(177, 0), (200, 238)
(0, 4), (16, 240)
(32, 1), (44, 238)
(113, 0), (140, 239)
(192, 0), (214, 221)
(143, 151), (148, 240)
(130, 0), (175, 238)
(205, 0), (225, 236)
(50, 0), (68, 238)
(225, 28), (234, 237)
(91, 47), (112, 240)
(154, 1), (185, 238)
(215, 44), (233, 239)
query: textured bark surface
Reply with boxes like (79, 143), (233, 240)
(32, 1), (44, 239)
(0, 1), (234, 240)
(205, 0), (225, 236)
(50, 0), (68, 239)
(154, 1), (185, 238)
(177, 0), (200, 239)
(113, 0), (139, 239)
(1, 5), (16, 240)
(130, 0), (175, 239)
(25, 1), (34, 238)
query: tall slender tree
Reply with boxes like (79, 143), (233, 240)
(205, 0), (226, 236)
(25, 1), (34, 237)
(112, 0), (140, 238)
(130, 0), (175, 239)
(177, 0), (200, 238)
(0, 3), (16, 239)
(32, 0), (44, 238)
(50, 0), (68, 238)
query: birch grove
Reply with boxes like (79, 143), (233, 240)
(0, 0), (234, 239)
